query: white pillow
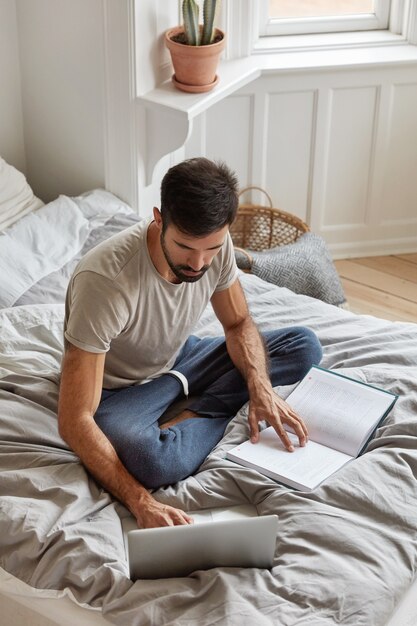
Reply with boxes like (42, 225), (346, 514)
(0, 189), (134, 308)
(0, 156), (44, 230)
(0, 196), (90, 308)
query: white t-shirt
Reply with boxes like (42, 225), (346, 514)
(64, 219), (238, 388)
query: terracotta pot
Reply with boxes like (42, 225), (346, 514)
(165, 26), (226, 93)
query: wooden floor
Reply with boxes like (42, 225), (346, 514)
(334, 254), (417, 323)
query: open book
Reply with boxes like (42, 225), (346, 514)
(226, 366), (397, 491)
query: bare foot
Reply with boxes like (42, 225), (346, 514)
(159, 409), (200, 430)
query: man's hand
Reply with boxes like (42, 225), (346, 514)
(210, 280), (308, 453)
(248, 387), (308, 452)
(134, 494), (194, 528)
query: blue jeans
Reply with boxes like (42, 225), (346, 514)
(94, 327), (322, 490)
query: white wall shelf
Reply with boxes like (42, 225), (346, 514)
(137, 57), (260, 184)
(137, 42), (417, 184)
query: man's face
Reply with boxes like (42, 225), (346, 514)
(160, 222), (229, 283)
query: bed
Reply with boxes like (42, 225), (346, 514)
(1, 158), (417, 626)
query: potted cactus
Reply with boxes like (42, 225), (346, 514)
(165, 0), (225, 93)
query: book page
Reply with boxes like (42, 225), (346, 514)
(286, 367), (395, 456)
(227, 429), (352, 491)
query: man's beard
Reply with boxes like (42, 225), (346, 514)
(160, 232), (210, 283)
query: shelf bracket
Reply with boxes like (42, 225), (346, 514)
(139, 102), (192, 185)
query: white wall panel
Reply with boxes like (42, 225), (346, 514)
(135, 0), (178, 94)
(204, 95), (253, 189)
(323, 86), (378, 228)
(0, 0), (26, 174)
(265, 91), (316, 222)
(181, 65), (417, 256)
(16, 0), (106, 202)
(380, 83), (417, 224)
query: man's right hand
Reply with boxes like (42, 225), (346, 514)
(135, 495), (194, 528)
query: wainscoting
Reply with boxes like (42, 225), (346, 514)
(185, 66), (417, 259)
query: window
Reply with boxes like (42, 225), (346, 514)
(260, 0), (391, 36)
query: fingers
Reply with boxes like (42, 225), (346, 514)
(272, 397), (309, 449)
(141, 503), (194, 528)
(271, 414), (307, 451)
(272, 424), (295, 452)
(280, 412), (307, 447)
(174, 510), (194, 526)
(247, 412), (260, 443)
(163, 506), (194, 526)
(248, 395), (309, 452)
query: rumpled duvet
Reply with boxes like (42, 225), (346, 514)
(1, 272), (417, 626)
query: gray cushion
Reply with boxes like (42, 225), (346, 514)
(235, 232), (346, 307)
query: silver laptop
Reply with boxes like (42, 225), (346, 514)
(122, 505), (278, 579)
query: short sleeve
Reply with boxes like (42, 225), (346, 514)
(214, 232), (239, 292)
(64, 271), (130, 353)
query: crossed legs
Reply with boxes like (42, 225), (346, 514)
(94, 327), (322, 489)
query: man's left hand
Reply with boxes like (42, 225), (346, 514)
(248, 388), (308, 452)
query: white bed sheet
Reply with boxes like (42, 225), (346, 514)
(1, 560), (416, 626)
(1, 191), (417, 625)
(0, 568), (110, 626)
(1, 286), (416, 625)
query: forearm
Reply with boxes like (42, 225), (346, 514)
(58, 346), (152, 519)
(224, 316), (272, 396)
(225, 317), (307, 449)
(212, 282), (307, 449)
(59, 413), (151, 516)
(58, 346), (192, 528)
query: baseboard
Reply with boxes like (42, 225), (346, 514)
(329, 237), (417, 260)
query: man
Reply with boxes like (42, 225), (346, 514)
(58, 158), (322, 529)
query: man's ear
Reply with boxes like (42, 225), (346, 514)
(153, 207), (163, 230)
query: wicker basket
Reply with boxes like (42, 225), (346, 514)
(230, 187), (309, 254)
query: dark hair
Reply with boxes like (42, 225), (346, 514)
(160, 158), (239, 236)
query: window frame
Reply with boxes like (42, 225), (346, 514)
(222, 0), (417, 62)
(259, 0), (391, 37)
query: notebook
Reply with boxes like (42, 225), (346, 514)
(122, 505), (278, 579)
